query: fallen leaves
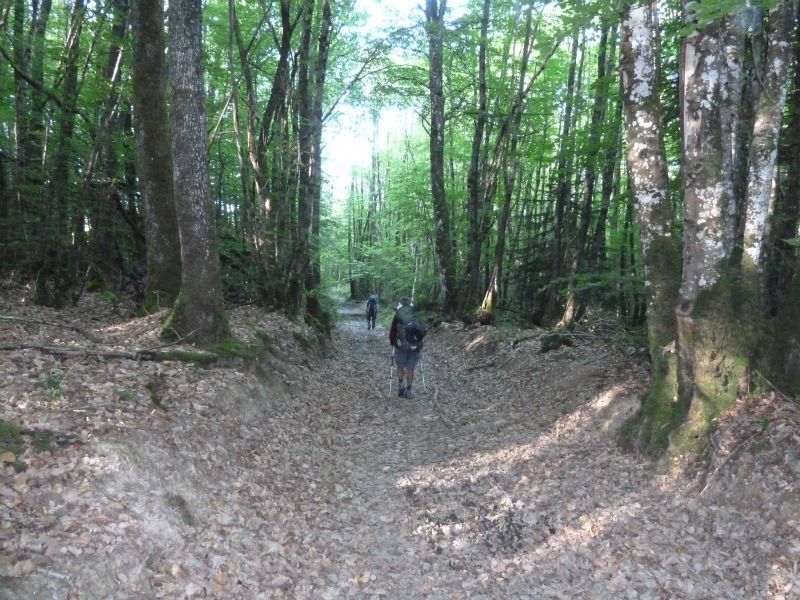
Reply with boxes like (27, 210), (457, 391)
(0, 291), (798, 598)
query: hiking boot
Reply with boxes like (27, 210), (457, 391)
(404, 387), (414, 399)
(397, 385), (405, 398)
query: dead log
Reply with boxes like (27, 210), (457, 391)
(0, 315), (103, 343)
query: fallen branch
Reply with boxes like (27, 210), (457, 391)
(0, 315), (103, 343)
(700, 432), (761, 496)
(753, 369), (794, 403)
(0, 343), (158, 361)
(466, 361), (496, 372)
(1, 342), (223, 365)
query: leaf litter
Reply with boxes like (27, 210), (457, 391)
(0, 289), (798, 598)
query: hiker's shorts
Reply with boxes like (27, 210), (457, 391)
(394, 348), (420, 370)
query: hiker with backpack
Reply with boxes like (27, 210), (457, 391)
(389, 297), (426, 398)
(366, 294), (378, 330)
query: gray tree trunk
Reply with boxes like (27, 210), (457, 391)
(425, 0), (456, 316)
(741, 1), (796, 301)
(164, 0), (229, 343)
(619, 2), (681, 453)
(131, 0), (182, 310)
(672, 3), (751, 446)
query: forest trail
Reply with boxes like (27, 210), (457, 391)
(1, 292), (799, 598)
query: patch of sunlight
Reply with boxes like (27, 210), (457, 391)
(465, 332), (489, 352)
(99, 313), (164, 335)
(396, 385), (636, 492)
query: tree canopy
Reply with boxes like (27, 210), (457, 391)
(0, 0), (798, 454)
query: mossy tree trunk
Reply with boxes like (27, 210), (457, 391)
(164, 0), (229, 344)
(619, 2), (682, 453)
(672, 5), (752, 450)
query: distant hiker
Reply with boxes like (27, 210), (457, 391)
(366, 294), (379, 329)
(389, 297), (426, 398)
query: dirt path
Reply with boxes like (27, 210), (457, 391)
(2, 294), (798, 598)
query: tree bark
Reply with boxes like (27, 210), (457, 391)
(303, 0), (332, 330)
(164, 0), (229, 343)
(673, 3), (749, 446)
(131, 0), (182, 310)
(464, 0), (490, 311)
(425, 0), (456, 317)
(741, 1), (796, 301)
(619, 2), (681, 453)
(87, 0), (129, 294)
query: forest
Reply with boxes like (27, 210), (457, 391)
(2, 1), (800, 596)
(0, 0), (799, 457)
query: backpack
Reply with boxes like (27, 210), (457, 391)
(366, 296), (378, 313)
(396, 305), (426, 351)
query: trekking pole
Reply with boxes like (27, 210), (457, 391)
(388, 351), (395, 397)
(418, 356), (427, 392)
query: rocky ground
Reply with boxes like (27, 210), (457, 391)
(1, 288), (798, 599)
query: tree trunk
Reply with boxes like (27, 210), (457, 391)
(32, 0), (84, 307)
(16, 0), (52, 272)
(87, 0), (129, 294)
(164, 0), (229, 343)
(464, 0), (490, 311)
(425, 0), (456, 317)
(673, 4), (749, 449)
(619, 2), (681, 454)
(303, 0), (332, 330)
(542, 26), (579, 322)
(558, 22), (612, 330)
(589, 72), (622, 276)
(131, 0), (182, 310)
(292, 0), (315, 315)
(741, 1), (796, 302)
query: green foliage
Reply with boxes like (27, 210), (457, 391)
(33, 435), (56, 453)
(0, 419), (24, 457)
(304, 286), (339, 336)
(684, 0), (782, 28)
(40, 369), (65, 400)
(0, 420), (26, 472)
(116, 389), (137, 403)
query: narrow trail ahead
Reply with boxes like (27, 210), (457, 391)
(274, 301), (797, 598)
(2, 293), (798, 599)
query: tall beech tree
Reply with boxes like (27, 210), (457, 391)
(425, 0), (456, 316)
(165, 0), (229, 343)
(619, 1), (680, 453)
(131, 0), (182, 310)
(741, 0), (796, 303)
(664, 6), (744, 446)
